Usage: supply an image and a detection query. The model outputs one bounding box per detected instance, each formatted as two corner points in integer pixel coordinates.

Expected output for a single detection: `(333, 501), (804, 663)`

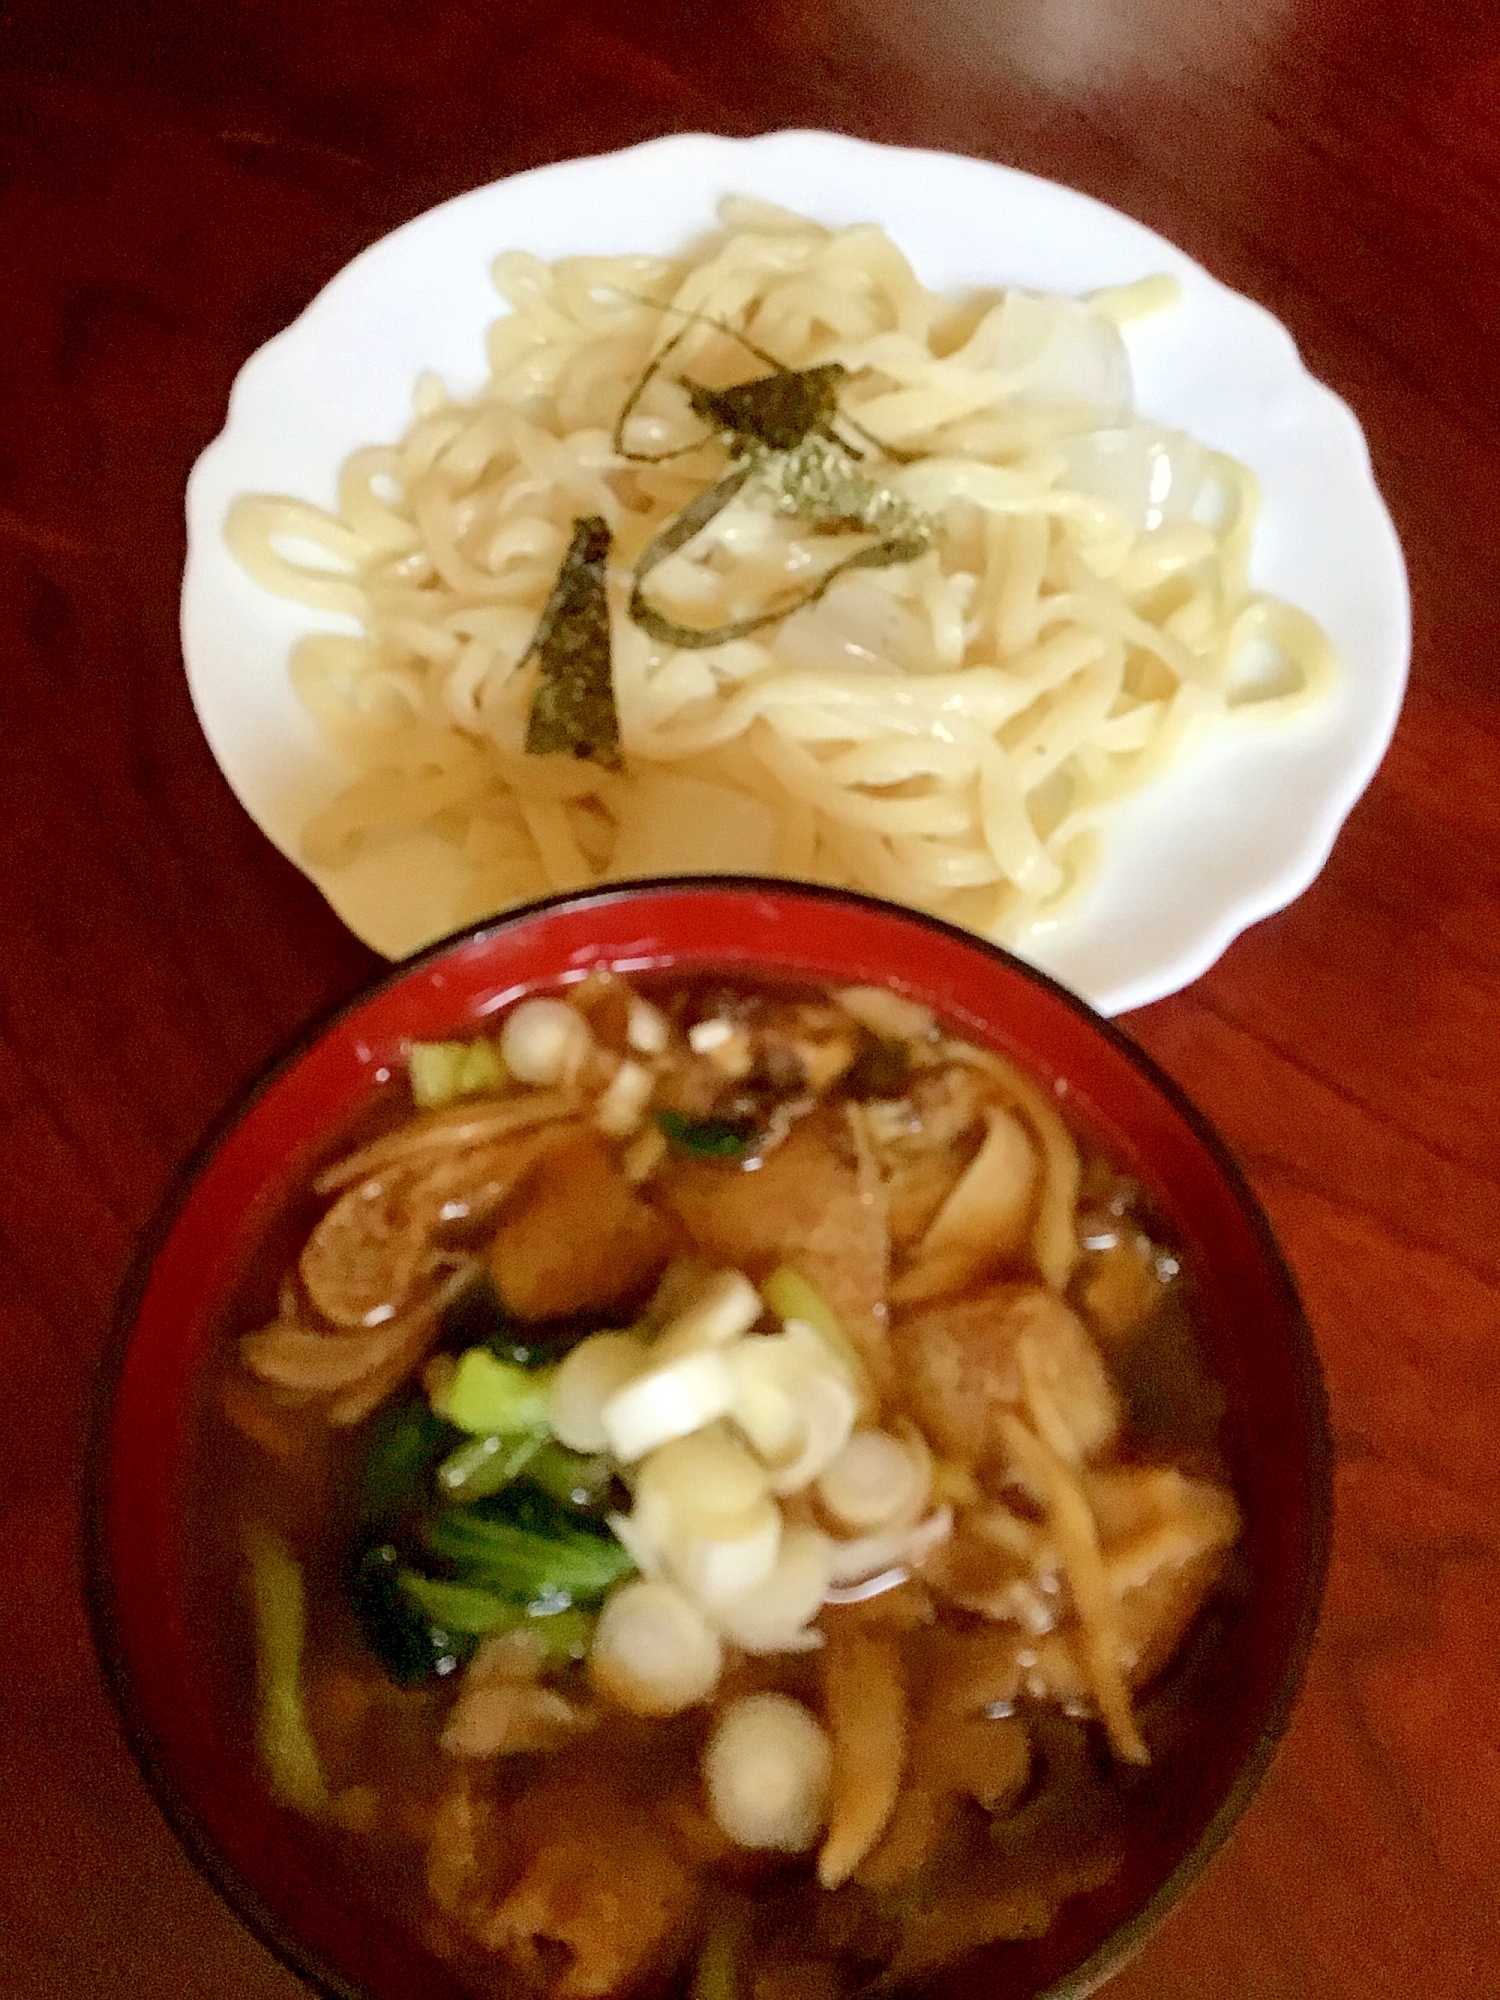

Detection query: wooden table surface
(2, 1), (1498, 1995)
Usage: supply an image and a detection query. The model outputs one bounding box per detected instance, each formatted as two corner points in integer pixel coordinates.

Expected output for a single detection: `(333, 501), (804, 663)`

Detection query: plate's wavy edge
(181, 129), (1410, 1013)
(1089, 367), (1410, 1013)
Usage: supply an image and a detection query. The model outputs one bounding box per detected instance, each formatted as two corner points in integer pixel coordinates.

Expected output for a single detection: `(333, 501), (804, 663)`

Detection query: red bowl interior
(88, 880), (1330, 2000)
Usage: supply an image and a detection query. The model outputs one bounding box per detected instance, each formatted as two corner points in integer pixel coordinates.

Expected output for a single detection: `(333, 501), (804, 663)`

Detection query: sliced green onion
(408, 1038), (506, 1108)
(761, 1265), (869, 1400)
(601, 1348), (738, 1463)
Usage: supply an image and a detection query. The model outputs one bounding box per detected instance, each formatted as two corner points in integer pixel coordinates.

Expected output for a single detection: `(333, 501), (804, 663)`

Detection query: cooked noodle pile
(227, 196), (1336, 948)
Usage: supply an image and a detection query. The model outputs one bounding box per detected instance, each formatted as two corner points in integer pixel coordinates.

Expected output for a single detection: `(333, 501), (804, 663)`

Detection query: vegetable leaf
(436, 1427), (547, 1502)
(244, 1521), (330, 1814)
(525, 1440), (616, 1515)
(349, 1540), (474, 1684)
(356, 1394), (456, 1533)
(656, 1108), (759, 1160)
(426, 1491), (635, 1602)
(397, 1575), (595, 1661)
(524, 515), (621, 770)
(397, 1573), (529, 1637)
(441, 1348), (554, 1437)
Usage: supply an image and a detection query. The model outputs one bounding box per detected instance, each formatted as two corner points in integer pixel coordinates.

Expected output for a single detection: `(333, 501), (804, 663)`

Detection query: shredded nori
(683, 363), (848, 455)
(523, 515), (622, 770)
(751, 435), (925, 537)
(613, 305), (929, 652)
(611, 321), (712, 464)
(612, 301), (920, 466)
(629, 450), (927, 653)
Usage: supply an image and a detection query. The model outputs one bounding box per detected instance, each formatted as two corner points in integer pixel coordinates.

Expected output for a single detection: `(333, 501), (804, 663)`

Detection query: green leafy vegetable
(350, 1539), (474, 1684)
(426, 1490), (635, 1603)
(441, 1347), (554, 1438)
(481, 1480), (606, 1539)
(347, 1339), (625, 1686)
(397, 1575), (594, 1662)
(684, 362), (847, 454)
(436, 1427), (547, 1502)
(523, 515), (621, 770)
(397, 1573), (530, 1636)
(408, 1038), (506, 1108)
(244, 1521), (330, 1815)
(525, 1440), (616, 1515)
(655, 1108), (759, 1160)
(356, 1393), (456, 1533)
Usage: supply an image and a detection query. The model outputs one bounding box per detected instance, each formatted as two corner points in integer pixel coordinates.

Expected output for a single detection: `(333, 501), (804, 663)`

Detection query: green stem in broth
(244, 1520), (331, 1816)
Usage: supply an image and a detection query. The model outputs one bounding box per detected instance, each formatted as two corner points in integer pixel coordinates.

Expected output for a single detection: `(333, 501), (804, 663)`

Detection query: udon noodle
(227, 196), (1337, 947)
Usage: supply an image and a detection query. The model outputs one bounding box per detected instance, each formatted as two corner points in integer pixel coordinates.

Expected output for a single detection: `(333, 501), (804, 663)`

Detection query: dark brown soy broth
(183, 972), (1244, 2000)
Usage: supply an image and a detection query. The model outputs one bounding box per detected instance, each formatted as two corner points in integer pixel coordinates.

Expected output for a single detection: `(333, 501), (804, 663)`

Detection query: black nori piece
(523, 515), (622, 770)
(683, 362), (848, 455)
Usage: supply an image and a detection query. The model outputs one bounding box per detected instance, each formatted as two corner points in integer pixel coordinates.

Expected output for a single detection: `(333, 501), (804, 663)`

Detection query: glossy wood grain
(1, 1), (1496, 1994)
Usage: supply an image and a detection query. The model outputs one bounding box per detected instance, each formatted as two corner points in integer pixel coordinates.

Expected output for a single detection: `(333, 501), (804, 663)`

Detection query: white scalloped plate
(182, 130), (1409, 1014)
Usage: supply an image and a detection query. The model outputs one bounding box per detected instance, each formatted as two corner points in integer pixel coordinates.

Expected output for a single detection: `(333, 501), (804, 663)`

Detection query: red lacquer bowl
(87, 879), (1330, 2000)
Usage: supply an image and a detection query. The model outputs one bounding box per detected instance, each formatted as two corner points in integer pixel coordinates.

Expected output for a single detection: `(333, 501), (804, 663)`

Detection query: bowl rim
(84, 873), (1333, 2000)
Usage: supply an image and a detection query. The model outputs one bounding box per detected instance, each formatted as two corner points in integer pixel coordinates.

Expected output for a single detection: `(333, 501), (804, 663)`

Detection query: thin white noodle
(226, 201), (1338, 950)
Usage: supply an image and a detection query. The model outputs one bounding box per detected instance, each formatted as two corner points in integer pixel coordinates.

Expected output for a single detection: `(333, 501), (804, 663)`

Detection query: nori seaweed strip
(629, 459), (926, 652)
(523, 515), (622, 769)
(615, 303), (929, 652)
(611, 322), (717, 465)
(755, 436), (924, 537)
(683, 363), (847, 455)
(614, 298), (926, 470)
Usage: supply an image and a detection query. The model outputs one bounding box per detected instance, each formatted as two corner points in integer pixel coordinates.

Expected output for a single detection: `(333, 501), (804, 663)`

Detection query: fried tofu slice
(658, 1113), (892, 1399)
(488, 1133), (682, 1321)
(481, 1823), (696, 1997)
(895, 1283), (1119, 1470)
